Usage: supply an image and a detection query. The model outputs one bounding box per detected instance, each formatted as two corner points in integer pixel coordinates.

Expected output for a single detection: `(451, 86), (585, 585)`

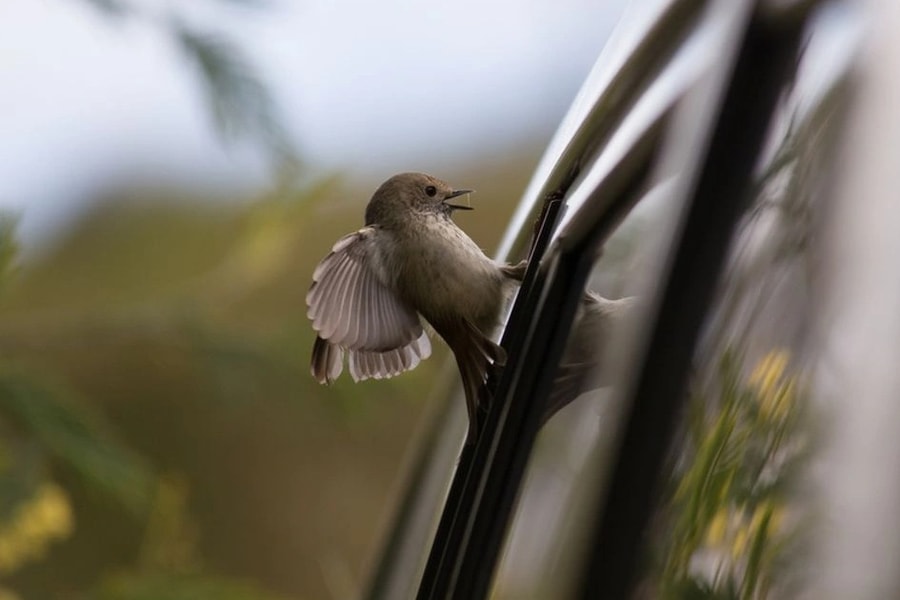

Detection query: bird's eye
(425, 185), (437, 197)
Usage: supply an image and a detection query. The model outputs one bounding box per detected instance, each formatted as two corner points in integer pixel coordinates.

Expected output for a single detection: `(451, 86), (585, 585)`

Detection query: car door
(363, 0), (876, 598)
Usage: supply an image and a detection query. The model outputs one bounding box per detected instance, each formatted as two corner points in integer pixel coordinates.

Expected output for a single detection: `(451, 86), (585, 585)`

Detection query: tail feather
(439, 318), (506, 441)
(311, 336), (344, 384)
(478, 336), (506, 366)
(312, 332), (432, 384)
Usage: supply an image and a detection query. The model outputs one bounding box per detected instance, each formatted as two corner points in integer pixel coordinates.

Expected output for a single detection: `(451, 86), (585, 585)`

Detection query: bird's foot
(501, 259), (528, 281)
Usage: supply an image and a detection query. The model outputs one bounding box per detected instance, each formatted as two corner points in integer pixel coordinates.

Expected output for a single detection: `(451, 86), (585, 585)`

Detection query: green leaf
(742, 504), (774, 597)
(0, 435), (47, 518)
(0, 214), (20, 292)
(174, 24), (296, 165)
(0, 373), (154, 515)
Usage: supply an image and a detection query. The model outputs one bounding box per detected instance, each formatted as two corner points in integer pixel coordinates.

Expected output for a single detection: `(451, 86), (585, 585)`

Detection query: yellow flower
(768, 504), (786, 535)
(749, 350), (799, 420)
(706, 508), (729, 547)
(732, 526), (749, 560)
(749, 350), (790, 398)
(0, 482), (74, 575)
(769, 380), (796, 421)
(0, 587), (22, 600)
(749, 503), (771, 537)
(34, 484), (74, 539)
(0, 536), (18, 574)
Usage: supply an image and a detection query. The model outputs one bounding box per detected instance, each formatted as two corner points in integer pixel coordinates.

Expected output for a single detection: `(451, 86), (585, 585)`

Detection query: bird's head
(365, 172), (473, 226)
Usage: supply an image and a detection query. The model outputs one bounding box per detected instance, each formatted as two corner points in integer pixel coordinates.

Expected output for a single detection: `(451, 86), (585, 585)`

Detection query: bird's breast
(391, 219), (505, 333)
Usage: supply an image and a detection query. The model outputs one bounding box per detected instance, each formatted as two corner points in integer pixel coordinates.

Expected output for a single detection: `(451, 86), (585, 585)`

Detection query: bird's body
(542, 292), (638, 423)
(390, 213), (508, 332)
(307, 173), (523, 438)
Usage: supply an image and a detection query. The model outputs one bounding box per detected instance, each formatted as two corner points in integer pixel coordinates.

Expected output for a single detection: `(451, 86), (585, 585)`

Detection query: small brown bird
(307, 173), (524, 438)
(542, 292), (638, 424)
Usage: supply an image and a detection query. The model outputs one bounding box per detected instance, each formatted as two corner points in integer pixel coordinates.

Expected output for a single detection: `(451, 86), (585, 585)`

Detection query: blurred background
(0, 0), (627, 597)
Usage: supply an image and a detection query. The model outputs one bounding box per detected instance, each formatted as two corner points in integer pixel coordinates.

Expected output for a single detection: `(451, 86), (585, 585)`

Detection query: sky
(0, 0), (628, 247)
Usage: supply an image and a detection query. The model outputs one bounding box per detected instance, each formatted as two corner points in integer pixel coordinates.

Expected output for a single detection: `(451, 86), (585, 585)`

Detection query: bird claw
(501, 259), (528, 281)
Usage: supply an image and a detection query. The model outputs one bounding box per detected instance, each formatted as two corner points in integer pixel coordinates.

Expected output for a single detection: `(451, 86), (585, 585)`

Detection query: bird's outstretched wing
(307, 227), (431, 383)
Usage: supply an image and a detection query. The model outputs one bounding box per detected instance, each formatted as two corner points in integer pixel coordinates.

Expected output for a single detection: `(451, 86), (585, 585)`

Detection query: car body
(363, 0), (898, 598)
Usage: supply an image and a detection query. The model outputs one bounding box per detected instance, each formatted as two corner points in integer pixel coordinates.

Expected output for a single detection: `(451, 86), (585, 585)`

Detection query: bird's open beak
(444, 189), (474, 211)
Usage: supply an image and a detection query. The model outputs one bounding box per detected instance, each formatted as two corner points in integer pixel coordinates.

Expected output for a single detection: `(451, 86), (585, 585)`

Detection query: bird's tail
(444, 319), (506, 442)
(311, 335), (344, 384)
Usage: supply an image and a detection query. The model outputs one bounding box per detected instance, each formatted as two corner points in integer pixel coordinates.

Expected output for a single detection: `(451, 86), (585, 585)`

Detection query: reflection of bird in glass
(306, 173), (525, 439)
(543, 292), (639, 424)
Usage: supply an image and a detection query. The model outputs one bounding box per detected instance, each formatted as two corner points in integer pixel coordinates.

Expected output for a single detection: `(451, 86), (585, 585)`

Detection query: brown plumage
(307, 173), (523, 439)
(542, 292), (638, 424)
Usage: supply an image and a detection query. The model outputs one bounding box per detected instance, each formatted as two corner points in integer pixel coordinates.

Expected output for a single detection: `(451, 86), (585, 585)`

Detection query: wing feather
(308, 227), (430, 384)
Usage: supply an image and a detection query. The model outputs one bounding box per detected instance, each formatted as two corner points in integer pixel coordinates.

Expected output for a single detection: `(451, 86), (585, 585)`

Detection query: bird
(306, 172), (525, 440)
(542, 292), (639, 424)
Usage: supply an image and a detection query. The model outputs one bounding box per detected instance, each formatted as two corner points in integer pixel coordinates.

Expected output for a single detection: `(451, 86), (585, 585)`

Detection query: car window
(490, 180), (676, 599)
(489, 4), (858, 598)
(635, 7), (859, 597)
(365, 2), (865, 599)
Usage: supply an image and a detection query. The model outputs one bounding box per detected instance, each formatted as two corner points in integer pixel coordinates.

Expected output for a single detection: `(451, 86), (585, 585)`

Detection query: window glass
(489, 179), (678, 599)
(635, 8), (856, 596)
(489, 5), (858, 598)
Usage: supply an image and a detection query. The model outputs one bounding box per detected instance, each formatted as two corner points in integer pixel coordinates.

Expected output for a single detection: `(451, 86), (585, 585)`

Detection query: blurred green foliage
(76, 0), (296, 165)
(644, 77), (837, 599)
(0, 151), (532, 598)
(93, 574), (293, 600)
(0, 182), (381, 599)
(0, 183), (338, 598)
(653, 349), (811, 599)
(0, 3), (534, 598)
(0, 373), (153, 516)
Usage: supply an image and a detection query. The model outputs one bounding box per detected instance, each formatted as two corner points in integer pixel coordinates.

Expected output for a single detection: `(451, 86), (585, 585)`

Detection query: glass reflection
(489, 4), (856, 598)
(541, 292), (639, 425)
(490, 181), (673, 599)
(638, 8), (854, 596)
